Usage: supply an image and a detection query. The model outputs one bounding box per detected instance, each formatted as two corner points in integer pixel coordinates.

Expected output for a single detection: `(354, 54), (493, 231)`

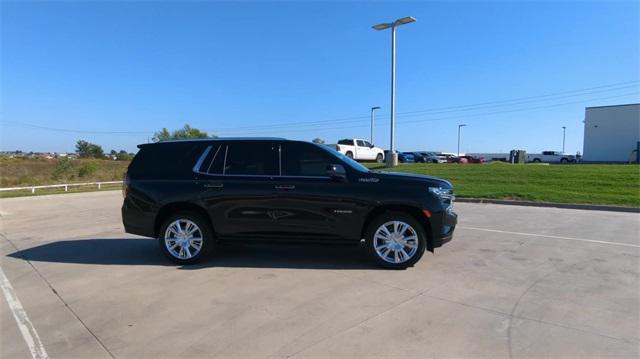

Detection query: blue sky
(1, 1), (638, 154)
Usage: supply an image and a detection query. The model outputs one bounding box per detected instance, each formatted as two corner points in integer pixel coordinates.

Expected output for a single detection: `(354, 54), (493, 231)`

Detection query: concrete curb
(456, 198), (640, 213)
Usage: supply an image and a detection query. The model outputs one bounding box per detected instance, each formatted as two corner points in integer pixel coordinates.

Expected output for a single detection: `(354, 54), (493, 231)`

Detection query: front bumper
(430, 206), (457, 249)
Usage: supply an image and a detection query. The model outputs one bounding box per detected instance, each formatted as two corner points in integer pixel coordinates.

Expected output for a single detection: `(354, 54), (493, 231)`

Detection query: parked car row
(331, 139), (574, 165)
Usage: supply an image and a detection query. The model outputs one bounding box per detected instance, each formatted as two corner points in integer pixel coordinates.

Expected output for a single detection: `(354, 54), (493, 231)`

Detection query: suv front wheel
(159, 212), (213, 264)
(364, 212), (426, 269)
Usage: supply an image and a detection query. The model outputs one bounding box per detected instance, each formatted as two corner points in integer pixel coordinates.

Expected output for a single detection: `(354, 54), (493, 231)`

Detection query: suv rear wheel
(364, 211), (426, 269)
(159, 212), (213, 264)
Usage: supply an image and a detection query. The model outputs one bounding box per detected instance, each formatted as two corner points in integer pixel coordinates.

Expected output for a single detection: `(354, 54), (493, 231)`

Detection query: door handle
(274, 185), (295, 190)
(204, 183), (224, 188)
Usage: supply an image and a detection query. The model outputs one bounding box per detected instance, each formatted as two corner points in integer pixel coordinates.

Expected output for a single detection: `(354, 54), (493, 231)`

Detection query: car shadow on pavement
(7, 238), (379, 270)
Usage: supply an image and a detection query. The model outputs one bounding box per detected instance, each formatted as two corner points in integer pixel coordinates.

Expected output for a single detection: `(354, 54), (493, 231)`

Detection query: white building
(582, 103), (640, 162)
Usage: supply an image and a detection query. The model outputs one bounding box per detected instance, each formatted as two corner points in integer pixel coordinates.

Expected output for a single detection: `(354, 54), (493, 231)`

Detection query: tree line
(74, 124), (328, 159)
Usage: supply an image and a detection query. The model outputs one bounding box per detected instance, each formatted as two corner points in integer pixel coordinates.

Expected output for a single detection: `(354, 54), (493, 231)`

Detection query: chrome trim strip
(191, 172), (330, 179)
(192, 145), (212, 173)
(222, 145), (229, 175)
(206, 145), (221, 174)
(278, 145), (282, 176)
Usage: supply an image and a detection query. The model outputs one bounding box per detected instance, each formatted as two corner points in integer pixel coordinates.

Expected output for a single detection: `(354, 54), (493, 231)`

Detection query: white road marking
(0, 266), (49, 359)
(458, 226), (640, 248)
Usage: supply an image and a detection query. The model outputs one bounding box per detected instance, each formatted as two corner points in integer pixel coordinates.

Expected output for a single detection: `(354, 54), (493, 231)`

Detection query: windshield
(315, 143), (370, 173)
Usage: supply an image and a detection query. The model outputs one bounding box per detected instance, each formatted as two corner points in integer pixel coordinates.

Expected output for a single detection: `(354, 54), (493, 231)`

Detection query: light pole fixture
(370, 106), (381, 144)
(372, 16), (416, 167)
(562, 126), (566, 153)
(457, 124), (467, 157)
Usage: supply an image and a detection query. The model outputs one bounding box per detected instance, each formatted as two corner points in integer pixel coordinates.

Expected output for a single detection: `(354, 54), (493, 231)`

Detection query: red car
(459, 155), (486, 164)
(447, 156), (467, 164)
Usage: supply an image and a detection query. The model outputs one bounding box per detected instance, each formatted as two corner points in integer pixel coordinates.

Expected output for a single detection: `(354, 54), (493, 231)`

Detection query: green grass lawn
(2, 157), (638, 207)
(366, 163), (640, 207)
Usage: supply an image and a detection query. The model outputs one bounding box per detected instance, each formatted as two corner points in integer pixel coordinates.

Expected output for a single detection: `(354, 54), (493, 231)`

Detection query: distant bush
(78, 163), (97, 177)
(52, 157), (74, 180)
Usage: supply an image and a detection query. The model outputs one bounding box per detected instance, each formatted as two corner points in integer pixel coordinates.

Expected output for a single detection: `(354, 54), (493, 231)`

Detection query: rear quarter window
(128, 142), (208, 179)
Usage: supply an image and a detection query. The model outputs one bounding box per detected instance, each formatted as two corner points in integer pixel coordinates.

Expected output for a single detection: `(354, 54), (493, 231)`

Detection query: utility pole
(457, 124), (467, 157)
(562, 126), (566, 152)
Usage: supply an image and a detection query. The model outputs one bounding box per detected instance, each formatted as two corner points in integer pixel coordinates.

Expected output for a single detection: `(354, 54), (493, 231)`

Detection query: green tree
(312, 138), (325, 144)
(153, 124), (215, 142)
(52, 157), (74, 180)
(78, 163), (97, 177)
(116, 150), (133, 161)
(76, 140), (105, 158)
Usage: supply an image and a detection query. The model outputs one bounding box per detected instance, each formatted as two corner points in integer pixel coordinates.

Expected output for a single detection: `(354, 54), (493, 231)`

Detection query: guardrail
(0, 181), (123, 194)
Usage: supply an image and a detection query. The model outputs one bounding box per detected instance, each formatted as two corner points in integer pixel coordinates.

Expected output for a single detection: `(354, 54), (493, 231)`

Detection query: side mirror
(370, 145), (375, 148)
(327, 164), (347, 182)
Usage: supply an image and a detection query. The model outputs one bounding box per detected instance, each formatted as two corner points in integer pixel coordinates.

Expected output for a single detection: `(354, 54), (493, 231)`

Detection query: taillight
(122, 172), (130, 198)
(336, 145), (341, 151)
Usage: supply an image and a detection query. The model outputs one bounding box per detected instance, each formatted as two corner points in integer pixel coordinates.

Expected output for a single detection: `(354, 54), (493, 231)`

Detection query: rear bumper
(122, 198), (156, 238)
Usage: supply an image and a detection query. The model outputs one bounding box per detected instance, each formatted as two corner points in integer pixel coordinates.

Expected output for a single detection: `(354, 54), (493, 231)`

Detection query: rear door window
(224, 142), (279, 176)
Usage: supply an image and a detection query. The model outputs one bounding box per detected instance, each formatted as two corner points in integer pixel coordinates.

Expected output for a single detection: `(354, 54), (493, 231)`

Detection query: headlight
(429, 187), (455, 206)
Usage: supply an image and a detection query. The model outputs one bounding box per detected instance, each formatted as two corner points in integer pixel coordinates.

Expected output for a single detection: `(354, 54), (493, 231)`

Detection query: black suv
(122, 138), (457, 269)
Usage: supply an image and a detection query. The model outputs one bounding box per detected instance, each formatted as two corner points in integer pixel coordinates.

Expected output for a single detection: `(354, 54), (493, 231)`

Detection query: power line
(1, 80), (637, 136)
(220, 91), (639, 136)
(209, 80), (639, 132)
(0, 120), (151, 136)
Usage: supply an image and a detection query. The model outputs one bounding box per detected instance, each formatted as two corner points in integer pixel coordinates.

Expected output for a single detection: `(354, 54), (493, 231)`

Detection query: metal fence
(0, 181), (123, 194)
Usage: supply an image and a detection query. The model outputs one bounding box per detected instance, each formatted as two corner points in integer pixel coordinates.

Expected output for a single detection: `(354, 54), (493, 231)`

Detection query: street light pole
(457, 124), (467, 157)
(390, 25), (396, 165)
(372, 16), (416, 167)
(562, 126), (566, 153)
(370, 106), (380, 144)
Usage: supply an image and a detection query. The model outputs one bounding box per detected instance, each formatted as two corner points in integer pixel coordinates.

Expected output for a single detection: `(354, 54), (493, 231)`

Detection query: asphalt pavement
(1, 191), (638, 358)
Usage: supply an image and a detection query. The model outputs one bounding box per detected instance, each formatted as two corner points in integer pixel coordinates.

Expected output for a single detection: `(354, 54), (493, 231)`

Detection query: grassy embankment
(1, 158), (638, 206)
(0, 157), (130, 198)
(367, 163), (640, 207)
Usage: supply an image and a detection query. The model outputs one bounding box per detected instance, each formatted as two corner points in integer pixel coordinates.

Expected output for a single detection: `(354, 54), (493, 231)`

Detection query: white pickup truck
(334, 139), (385, 162)
(527, 151), (576, 163)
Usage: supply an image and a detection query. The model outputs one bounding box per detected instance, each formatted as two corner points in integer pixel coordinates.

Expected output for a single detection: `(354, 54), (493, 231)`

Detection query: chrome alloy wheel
(164, 219), (203, 260)
(373, 221), (419, 264)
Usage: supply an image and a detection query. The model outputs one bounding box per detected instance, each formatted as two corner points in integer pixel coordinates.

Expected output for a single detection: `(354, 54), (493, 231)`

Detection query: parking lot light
(372, 16), (416, 168)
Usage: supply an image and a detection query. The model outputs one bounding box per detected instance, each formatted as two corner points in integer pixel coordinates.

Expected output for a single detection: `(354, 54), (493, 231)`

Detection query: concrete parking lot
(0, 191), (638, 358)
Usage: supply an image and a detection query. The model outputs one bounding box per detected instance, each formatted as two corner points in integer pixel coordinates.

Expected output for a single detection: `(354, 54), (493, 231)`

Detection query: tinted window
(363, 141), (372, 147)
(282, 142), (333, 177)
(129, 142), (206, 179)
(224, 142), (278, 176)
(319, 145), (369, 173)
(356, 140), (366, 147)
(198, 145), (225, 174)
(338, 139), (353, 145)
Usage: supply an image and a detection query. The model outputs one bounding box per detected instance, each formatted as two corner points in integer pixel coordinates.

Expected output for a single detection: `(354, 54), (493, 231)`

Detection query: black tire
(376, 153), (384, 163)
(560, 158), (568, 164)
(364, 211), (427, 269)
(158, 211), (214, 265)
(345, 151), (354, 159)
(532, 158), (541, 163)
